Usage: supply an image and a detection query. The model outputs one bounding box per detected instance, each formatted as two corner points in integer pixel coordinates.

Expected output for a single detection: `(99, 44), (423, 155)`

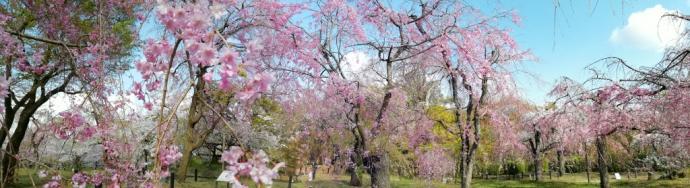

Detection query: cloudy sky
(472, 0), (690, 104)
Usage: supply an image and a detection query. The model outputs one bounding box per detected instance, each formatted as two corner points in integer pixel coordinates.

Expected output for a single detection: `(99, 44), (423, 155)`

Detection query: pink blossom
(158, 145), (183, 166)
(90, 172), (103, 185)
(221, 147), (283, 187)
(416, 148), (455, 180)
(144, 102), (153, 111)
(132, 82), (145, 100)
(203, 72), (214, 82)
(221, 146), (244, 165)
(52, 111), (93, 141)
(237, 73), (273, 101)
(78, 127), (97, 141)
(219, 49), (237, 66)
(631, 87), (651, 96)
(71, 172), (89, 188)
(250, 162), (284, 185)
(43, 175), (61, 188)
(135, 61), (154, 79)
(510, 10), (522, 25)
(185, 40), (201, 54)
(194, 44), (217, 66)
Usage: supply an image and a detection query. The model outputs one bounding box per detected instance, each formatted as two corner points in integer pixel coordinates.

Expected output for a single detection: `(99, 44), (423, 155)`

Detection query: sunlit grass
(12, 167), (690, 187)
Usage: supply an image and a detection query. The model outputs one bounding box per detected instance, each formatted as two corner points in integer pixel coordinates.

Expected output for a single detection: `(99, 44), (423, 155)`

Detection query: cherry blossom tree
(131, 0), (319, 186)
(430, 13), (526, 188)
(308, 1), (527, 187)
(0, 1), (138, 184)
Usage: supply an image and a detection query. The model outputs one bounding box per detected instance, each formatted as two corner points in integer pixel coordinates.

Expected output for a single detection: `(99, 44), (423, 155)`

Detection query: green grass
(10, 167), (690, 187)
(166, 172), (690, 188)
(472, 172), (690, 188)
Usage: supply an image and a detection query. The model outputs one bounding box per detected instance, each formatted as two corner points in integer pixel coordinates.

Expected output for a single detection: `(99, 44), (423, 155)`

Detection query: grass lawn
(10, 167), (690, 187)
(171, 172), (690, 188)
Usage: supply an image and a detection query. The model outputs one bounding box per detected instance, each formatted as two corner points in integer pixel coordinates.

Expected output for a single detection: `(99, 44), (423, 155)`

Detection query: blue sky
(129, 1), (690, 107)
(470, 0), (690, 105)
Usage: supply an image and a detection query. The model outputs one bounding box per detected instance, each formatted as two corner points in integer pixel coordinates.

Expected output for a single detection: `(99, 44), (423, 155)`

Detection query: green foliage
(276, 139), (301, 176)
(186, 156), (223, 177)
(426, 105), (459, 151)
(252, 96), (283, 128)
(505, 159), (528, 175)
(485, 163), (501, 175)
(112, 18), (135, 50)
(389, 144), (416, 178)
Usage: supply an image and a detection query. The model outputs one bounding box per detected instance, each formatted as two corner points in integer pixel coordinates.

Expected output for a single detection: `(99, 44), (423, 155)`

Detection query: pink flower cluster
(596, 85), (626, 102)
(71, 172), (89, 188)
(236, 73), (273, 101)
(220, 146), (284, 187)
(43, 175), (61, 188)
(90, 172), (103, 186)
(40, 171), (104, 188)
(51, 111), (96, 141)
(158, 145), (183, 177)
(416, 148), (455, 180)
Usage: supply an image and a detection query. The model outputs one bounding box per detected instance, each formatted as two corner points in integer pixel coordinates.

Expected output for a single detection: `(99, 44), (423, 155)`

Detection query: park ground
(11, 167), (690, 188)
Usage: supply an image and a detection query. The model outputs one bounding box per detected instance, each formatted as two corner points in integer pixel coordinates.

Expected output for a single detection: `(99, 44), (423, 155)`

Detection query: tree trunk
(369, 153), (391, 188)
(348, 164), (361, 186)
(455, 157), (461, 183)
(461, 155), (474, 188)
(1, 100), (45, 185)
(177, 140), (196, 182)
(533, 147), (541, 181)
(367, 59), (393, 188)
(461, 133), (479, 188)
(310, 161), (318, 181)
(288, 175), (293, 188)
(177, 68), (216, 182)
(596, 136), (609, 188)
(1, 111), (32, 184)
(585, 143), (591, 184)
(557, 150), (565, 177)
(348, 120), (364, 186)
(529, 129), (542, 182)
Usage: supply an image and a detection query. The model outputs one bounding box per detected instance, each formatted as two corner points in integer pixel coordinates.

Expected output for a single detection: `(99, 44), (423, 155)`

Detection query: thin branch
(6, 30), (84, 48)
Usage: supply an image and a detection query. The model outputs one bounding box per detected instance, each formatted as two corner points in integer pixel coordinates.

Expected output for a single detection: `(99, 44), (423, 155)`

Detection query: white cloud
(342, 51), (369, 73)
(609, 5), (686, 52)
(341, 51), (387, 87)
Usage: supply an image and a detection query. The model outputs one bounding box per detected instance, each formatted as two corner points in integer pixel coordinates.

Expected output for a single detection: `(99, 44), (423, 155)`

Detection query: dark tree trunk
(1, 96), (49, 185)
(529, 128), (542, 182)
(348, 111), (364, 187)
(533, 147), (541, 181)
(288, 175), (293, 188)
(348, 164), (361, 186)
(366, 59), (393, 188)
(460, 151), (475, 188)
(178, 67), (214, 182)
(368, 153), (391, 188)
(1, 106), (36, 184)
(557, 150), (565, 177)
(585, 142), (591, 184)
(177, 142), (195, 182)
(455, 157), (462, 183)
(596, 136), (609, 188)
(310, 160), (318, 181)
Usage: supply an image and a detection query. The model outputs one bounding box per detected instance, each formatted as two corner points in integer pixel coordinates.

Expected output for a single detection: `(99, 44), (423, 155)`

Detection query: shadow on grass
(474, 180), (598, 188)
